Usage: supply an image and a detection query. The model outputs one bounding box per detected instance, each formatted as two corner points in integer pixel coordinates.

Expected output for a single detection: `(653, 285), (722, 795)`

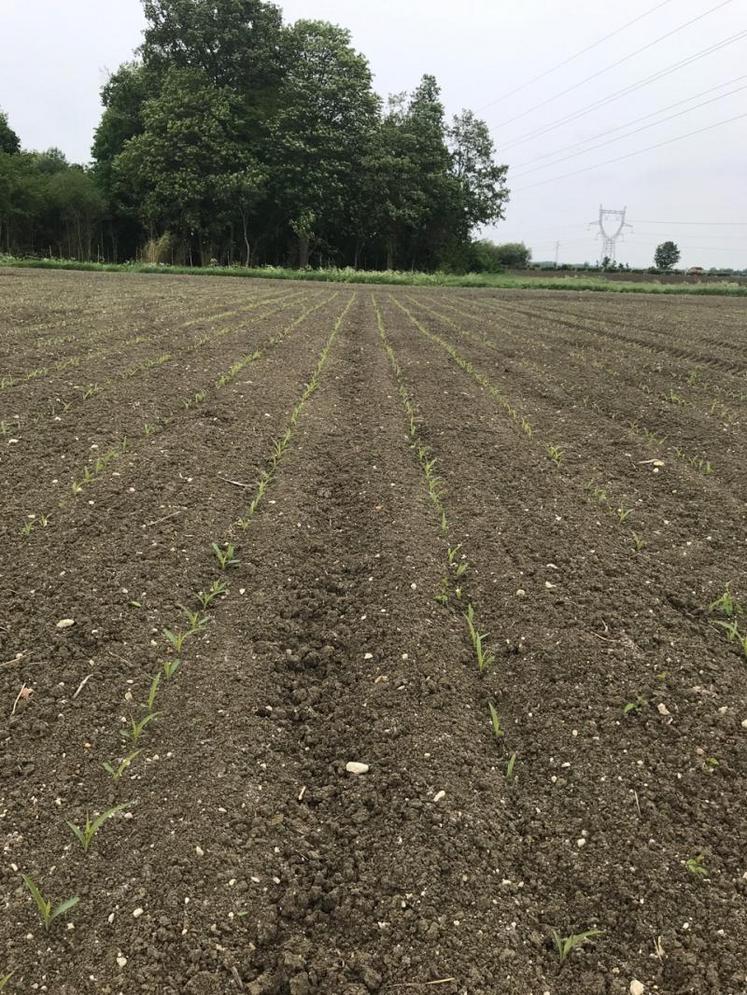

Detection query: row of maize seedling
(391, 295), (645, 549)
(438, 298), (720, 482)
(4, 290), (308, 445)
(234, 295), (354, 531)
(373, 295), (515, 781)
(18, 294), (337, 537)
(12, 294), (355, 955)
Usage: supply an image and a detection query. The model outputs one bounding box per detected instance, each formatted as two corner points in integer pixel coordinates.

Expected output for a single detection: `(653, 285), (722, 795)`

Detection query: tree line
(0, 0), (517, 272)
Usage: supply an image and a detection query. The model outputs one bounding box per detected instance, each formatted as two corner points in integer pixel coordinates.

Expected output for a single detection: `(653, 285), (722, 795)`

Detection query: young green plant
(212, 542), (239, 570)
(551, 928), (603, 963)
(195, 579), (228, 609)
(67, 803), (131, 853)
(465, 604), (495, 673)
(22, 875), (79, 931)
(488, 701), (504, 739)
(102, 750), (141, 781)
(124, 712), (158, 744)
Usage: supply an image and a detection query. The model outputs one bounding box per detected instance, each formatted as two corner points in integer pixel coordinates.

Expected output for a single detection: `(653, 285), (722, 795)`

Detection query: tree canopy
(2, 0), (510, 270)
(654, 241), (681, 272)
(0, 109), (20, 155)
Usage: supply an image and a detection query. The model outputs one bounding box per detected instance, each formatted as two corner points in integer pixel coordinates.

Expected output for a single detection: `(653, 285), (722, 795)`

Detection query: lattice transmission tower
(589, 205), (632, 263)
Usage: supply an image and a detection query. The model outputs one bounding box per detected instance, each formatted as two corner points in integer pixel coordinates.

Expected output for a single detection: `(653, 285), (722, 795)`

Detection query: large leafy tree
(114, 68), (262, 262)
(449, 110), (509, 236)
(266, 20), (379, 267)
(92, 63), (148, 192)
(140, 0), (284, 94)
(84, 1), (511, 268)
(366, 77), (465, 270)
(654, 240), (680, 271)
(91, 63), (150, 259)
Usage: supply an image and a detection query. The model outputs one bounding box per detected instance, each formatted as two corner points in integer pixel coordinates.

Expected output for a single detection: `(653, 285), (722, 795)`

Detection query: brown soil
(0, 268), (745, 995)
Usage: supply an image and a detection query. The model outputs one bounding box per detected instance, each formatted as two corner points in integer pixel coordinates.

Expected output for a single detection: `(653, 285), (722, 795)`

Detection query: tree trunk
(386, 239), (394, 271)
(298, 234), (310, 269)
(240, 208), (251, 267)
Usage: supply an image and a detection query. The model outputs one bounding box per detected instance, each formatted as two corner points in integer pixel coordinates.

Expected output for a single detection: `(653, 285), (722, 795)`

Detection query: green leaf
(22, 875), (50, 924)
(89, 802), (131, 839)
(66, 821), (87, 849)
(49, 896), (79, 923)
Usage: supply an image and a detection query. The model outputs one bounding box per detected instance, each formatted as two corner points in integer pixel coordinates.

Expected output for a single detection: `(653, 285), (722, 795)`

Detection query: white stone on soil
(346, 762), (369, 775)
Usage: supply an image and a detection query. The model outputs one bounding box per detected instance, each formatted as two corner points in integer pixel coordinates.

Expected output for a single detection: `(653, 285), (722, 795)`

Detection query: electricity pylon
(589, 205), (632, 263)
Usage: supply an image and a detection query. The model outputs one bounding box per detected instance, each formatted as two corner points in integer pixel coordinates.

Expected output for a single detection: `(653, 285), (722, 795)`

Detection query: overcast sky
(2, 0), (745, 268)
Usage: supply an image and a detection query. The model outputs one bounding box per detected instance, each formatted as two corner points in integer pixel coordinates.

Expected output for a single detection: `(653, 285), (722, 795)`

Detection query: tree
(654, 241), (680, 271)
(266, 20), (379, 267)
(47, 168), (105, 259)
(140, 0), (284, 95)
(91, 62), (151, 260)
(114, 68), (259, 263)
(0, 110), (20, 154)
(92, 63), (148, 192)
(364, 77), (459, 271)
(448, 110), (508, 237)
(470, 240), (530, 272)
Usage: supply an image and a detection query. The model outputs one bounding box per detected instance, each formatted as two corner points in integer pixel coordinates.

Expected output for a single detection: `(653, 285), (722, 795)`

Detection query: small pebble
(433, 790), (446, 803)
(116, 955), (127, 969)
(56, 619), (75, 629)
(346, 762), (369, 775)
(195, 846), (204, 857)
(132, 908), (144, 919)
(630, 981), (644, 995)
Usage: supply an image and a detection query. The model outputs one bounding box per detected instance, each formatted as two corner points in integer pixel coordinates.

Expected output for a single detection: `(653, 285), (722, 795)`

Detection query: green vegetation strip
(2, 256), (745, 296)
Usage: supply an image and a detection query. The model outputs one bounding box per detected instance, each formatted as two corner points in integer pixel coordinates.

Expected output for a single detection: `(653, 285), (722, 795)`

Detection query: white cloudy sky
(2, 0), (745, 268)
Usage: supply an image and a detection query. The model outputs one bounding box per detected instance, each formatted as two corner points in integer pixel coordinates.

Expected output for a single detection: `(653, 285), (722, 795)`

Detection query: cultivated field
(0, 267), (745, 995)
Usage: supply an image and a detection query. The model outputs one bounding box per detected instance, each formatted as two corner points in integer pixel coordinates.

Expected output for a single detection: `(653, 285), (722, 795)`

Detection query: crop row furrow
(413, 294), (738, 483)
(461, 295), (747, 392)
(2, 290), (310, 457)
(9, 293), (355, 944)
(391, 294), (643, 545)
(390, 293), (746, 663)
(15, 292), (337, 536)
(447, 294), (747, 419)
(0, 288), (300, 397)
(468, 295), (747, 373)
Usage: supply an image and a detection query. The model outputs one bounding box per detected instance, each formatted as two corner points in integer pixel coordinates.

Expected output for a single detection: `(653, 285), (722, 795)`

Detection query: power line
(633, 219), (747, 225)
(510, 79), (747, 178)
(512, 110), (747, 192)
(492, 0), (735, 130)
(479, 0), (677, 110)
(496, 28), (747, 150)
(510, 74), (747, 170)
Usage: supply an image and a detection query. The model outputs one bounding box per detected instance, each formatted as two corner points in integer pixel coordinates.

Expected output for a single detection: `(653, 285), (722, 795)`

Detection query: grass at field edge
(2, 256), (746, 296)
